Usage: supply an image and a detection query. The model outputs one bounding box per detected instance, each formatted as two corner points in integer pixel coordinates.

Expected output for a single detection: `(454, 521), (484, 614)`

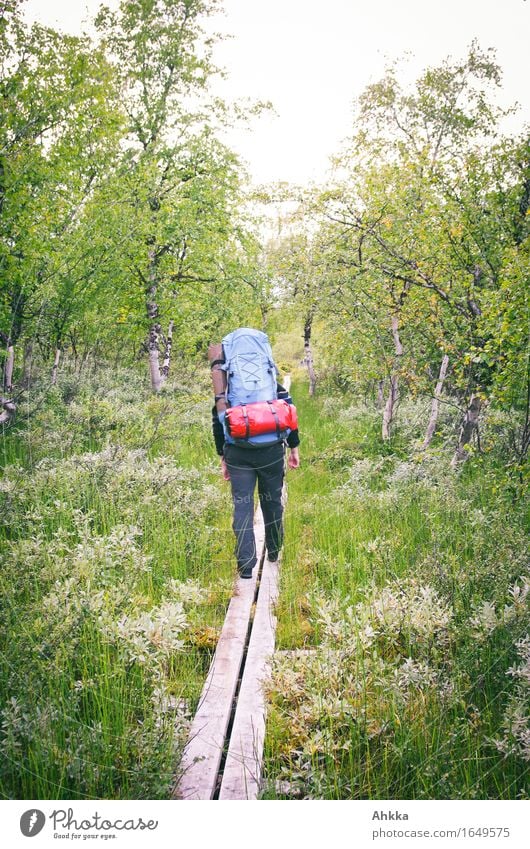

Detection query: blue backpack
(219, 327), (290, 447)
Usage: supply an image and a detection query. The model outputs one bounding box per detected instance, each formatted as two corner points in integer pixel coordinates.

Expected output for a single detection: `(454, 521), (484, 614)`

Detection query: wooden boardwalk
(174, 483), (285, 802)
(174, 374), (290, 800)
(219, 550), (280, 799)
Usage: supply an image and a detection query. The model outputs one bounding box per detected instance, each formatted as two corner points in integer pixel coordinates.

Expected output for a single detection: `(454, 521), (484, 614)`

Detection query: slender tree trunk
(160, 319), (174, 383)
(51, 347), (62, 385)
(77, 345), (90, 376)
(451, 395), (481, 467)
(146, 248), (162, 393)
(376, 379), (385, 409)
(148, 326), (162, 392)
(382, 314), (403, 440)
(68, 331), (78, 368)
(0, 397), (16, 425)
(3, 344), (14, 393)
(382, 375), (399, 440)
(113, 346), (121, 371)
(92, 339), (102, 374)
(303, 310), (317, 396)
(421, 354), (450, 449)
(3, 286), (26, 393)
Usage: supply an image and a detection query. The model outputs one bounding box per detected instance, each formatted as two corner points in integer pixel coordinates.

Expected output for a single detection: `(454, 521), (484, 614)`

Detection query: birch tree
(318, 44), (522, 451)
(0, 1), (122, 397)
(95, 0), (242, 391)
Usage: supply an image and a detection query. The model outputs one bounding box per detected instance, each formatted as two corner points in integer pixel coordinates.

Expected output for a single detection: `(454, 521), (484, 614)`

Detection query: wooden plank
(173, 503), (266, 800)
(219, 476), (287, 799)
(174, 448), (288, 801)
(218, 551), (281, 800)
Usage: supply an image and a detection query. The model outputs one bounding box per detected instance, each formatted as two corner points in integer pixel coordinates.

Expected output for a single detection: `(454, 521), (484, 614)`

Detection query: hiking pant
(223, 440), (286, 573)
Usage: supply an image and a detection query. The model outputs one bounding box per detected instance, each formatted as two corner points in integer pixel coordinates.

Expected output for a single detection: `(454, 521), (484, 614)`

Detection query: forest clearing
(1, 0), (529, 802)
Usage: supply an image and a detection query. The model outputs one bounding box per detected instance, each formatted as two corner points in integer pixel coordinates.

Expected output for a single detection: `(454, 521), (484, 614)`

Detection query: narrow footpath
(173, 376), (291, 800)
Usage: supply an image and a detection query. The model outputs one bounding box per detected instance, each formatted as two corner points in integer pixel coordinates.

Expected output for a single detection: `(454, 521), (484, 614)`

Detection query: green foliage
(262, 379), (530, 800)
(0, 4), (124, 354)
(0, 359), (234, 798)
(271, 45), (529, 461)
(1, 7), (529, 804)
(1, 0), (273, 385)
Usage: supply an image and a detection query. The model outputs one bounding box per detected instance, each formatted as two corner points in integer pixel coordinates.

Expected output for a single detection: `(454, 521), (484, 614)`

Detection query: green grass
(262, 370), (530, 799)
(0, 361), (235, 799)
(1, 357), (528, 801)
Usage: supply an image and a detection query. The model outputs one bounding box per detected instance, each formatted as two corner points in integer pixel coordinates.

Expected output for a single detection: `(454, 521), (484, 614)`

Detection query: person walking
(211, 330), (300, 579)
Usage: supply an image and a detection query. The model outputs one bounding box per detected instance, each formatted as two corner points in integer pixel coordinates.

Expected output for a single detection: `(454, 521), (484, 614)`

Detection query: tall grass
(1, 354), (528, 801)
(263, 371), (530, 799)
(0, 360), (234, 799)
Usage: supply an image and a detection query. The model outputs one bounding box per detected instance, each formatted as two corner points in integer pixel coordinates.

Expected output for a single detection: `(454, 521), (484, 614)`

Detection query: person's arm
(212, 405), (231, 480)
(212, 405), (225, 456)
(277, 382), (300, 466)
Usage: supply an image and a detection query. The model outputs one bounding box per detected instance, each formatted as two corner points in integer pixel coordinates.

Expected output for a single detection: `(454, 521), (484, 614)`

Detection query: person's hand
(287, 447), (300, 469)
(220, 456), (230, 480)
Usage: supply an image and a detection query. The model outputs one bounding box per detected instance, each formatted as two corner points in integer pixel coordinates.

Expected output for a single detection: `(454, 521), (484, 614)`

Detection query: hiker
(210, 328), (300, 579)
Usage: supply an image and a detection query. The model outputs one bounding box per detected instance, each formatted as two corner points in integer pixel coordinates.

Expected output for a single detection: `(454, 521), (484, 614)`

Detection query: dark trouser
(223, 440), (286, 574)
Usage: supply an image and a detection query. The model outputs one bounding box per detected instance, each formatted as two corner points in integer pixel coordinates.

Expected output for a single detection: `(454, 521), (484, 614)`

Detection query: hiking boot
(238, 566), (253, 579)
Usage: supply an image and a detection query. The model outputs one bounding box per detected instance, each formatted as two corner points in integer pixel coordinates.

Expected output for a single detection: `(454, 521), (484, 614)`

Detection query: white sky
(24, 0), (530, 186)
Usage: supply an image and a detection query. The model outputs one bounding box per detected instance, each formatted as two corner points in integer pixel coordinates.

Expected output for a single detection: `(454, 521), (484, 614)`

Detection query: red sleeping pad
(225, 399), (298, 439)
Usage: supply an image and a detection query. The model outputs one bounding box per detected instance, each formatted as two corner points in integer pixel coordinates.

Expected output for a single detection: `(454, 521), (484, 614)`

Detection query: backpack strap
(267, 400), (281, 439)
(241, 404), (250, 439)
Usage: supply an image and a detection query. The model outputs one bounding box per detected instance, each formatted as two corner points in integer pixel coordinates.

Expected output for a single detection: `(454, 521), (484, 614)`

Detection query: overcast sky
(24, 0), (529, 185)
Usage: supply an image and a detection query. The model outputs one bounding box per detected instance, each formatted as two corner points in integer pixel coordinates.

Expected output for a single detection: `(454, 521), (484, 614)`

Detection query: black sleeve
(277, 383), (300, 449)
(212, 405), (225, 456)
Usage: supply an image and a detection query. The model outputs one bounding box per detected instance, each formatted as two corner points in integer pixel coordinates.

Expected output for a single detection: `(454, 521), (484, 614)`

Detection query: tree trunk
(0, 397), (16, 425)
(3, 286), (26, 392)
(160, 319), (174, 384)
(421, 354), (450, 449)
(451, 395), (481, 467)
(146, 248), (162, 393)
(3, 344), (14, 393)
(77, 345), (90, 376)
(69, 331), (78, 369)
(148, 328), (162, 392)
(51, 347), (61, 385)
(303, 310), (317, 396)
(382, 314), (403, 440)
(91, 339), (103, 375)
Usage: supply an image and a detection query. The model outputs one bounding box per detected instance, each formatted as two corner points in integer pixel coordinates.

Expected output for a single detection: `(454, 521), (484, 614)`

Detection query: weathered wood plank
(218, 551), (280, 800)
(218, 476), (287, 799)
(173, 503), (265, 800)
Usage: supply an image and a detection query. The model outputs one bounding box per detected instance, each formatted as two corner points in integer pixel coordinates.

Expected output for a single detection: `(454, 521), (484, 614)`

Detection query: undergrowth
(262, 371), (530, 799)
(0, 359), (234, 799)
